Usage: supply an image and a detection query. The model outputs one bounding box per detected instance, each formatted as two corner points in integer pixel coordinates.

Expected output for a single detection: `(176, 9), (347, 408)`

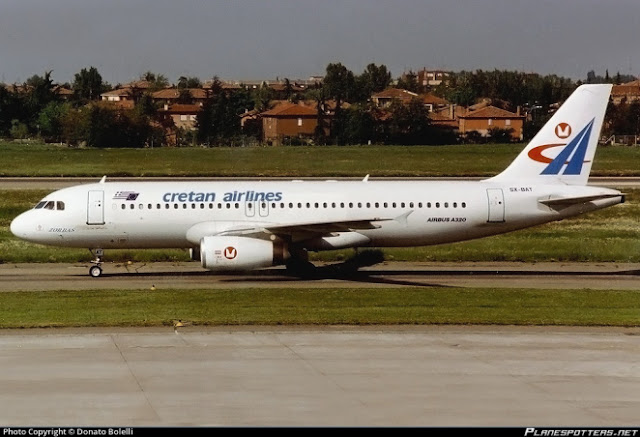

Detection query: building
(158, 104), (202, 131)
(421, 93), (450, 112)
(151, 88), (209, 106)
(99, 88), (136, 109)
(371, 88), (419, 108)
(261, 102), (327, 145)
(458, 105), (525, 140)
(611, 80), (640, 105)
(417, 69), (450, 88)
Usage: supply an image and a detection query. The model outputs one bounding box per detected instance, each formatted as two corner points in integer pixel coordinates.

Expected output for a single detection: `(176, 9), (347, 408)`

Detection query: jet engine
(200, 236), (289, 272)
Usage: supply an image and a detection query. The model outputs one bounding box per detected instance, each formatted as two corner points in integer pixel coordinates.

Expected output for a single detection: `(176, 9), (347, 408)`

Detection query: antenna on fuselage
(99, 176), (106, 184)
(362, 174), (370, 182)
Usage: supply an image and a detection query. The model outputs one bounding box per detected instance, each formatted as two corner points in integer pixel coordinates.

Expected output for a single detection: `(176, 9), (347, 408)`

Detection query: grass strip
(2, 142), (640, 177)
(0, 287), (638, 329)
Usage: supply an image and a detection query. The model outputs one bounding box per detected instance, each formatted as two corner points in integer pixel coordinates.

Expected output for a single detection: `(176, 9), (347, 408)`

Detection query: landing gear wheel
(89, 265), (103, 278)
(88, 248), (104, 278)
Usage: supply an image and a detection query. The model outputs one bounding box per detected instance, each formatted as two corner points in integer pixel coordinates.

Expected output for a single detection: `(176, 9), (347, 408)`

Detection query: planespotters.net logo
(525, 428), (638, 437)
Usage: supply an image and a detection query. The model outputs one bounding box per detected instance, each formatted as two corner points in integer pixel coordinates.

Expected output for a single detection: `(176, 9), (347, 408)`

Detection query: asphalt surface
(1, 325), (639, 426)
(2, 261), (640, 291)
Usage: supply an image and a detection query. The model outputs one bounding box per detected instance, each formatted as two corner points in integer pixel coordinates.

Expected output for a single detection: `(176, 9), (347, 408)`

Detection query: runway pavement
(0, 325), (639, 426)
(2, 261), (640, 291)
(2, 262), (640, 426)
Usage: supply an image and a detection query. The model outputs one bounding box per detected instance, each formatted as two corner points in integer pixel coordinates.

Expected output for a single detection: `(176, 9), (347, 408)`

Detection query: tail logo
(555, 123), (572, 139)
(527, 118), (595, 176)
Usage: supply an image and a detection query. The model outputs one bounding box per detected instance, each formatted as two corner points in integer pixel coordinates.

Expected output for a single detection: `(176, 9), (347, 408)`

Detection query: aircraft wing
(539, 193), (624, 207)
(218, 217), (393, 242)
(186, 212), (412, 244)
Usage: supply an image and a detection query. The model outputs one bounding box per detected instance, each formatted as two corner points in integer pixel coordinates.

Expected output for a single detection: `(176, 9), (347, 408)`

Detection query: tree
(323, 63), (356, 144)
(353, 63), (392, 103)
(396, 70), (419, 93)
(142, 71), (170, 90)
(388, 98), (431, 145)
(0, 85), (23, 135)
(37, 101), (72, 142)
(23, 71), (57, 129)
(253, 82), (275, 112)
(73, 67), (104, 101)
(177, 76), (202, 89)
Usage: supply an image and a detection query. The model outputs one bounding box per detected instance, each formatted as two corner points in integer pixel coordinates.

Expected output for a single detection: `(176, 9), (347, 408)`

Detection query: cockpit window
(35, 200), (64, 211)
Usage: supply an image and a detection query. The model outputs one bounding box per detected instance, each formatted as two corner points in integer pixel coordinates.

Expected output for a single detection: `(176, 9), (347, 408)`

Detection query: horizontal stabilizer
(539, 193), (624, 207)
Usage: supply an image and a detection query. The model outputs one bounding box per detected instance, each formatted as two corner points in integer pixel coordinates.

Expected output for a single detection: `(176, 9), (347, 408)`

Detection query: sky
(1, 0), (639, 85)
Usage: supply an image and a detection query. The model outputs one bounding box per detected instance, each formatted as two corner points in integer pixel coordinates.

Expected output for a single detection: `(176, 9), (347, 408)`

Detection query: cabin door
(87, 190), (105, 225)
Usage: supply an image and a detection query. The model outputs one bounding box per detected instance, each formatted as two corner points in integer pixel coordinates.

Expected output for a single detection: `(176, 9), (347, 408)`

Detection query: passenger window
(121, 204), (126, 210)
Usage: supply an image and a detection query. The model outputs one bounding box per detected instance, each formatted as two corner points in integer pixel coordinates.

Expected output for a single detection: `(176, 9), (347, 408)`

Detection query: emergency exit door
(486, 188), (505, 223)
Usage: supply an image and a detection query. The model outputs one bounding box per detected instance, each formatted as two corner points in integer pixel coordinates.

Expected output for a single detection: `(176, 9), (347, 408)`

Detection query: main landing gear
(89, 248), (104, 278)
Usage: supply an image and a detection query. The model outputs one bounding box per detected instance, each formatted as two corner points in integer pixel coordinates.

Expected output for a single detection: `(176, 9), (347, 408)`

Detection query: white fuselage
(10, 179), (623, 251)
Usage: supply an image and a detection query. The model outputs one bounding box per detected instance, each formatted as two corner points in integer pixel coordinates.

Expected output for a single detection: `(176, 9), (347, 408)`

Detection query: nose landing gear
(89, 248), (104, 278)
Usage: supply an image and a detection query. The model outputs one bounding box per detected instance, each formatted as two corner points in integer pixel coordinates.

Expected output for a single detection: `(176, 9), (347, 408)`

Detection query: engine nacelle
(200, 236), (289, 272)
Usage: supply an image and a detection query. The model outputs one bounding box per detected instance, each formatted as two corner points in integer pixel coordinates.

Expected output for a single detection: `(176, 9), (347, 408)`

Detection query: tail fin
(486, 84), (612, 185)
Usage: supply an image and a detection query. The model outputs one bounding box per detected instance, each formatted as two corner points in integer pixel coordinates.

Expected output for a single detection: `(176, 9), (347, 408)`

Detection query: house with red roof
(261, 102), (328, 145)
(611, 80), (640, 105)
(458, 105), (525, 140)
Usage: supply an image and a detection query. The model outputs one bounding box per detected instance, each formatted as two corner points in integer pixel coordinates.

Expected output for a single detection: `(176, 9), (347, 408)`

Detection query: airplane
(10, 84), (624, 278)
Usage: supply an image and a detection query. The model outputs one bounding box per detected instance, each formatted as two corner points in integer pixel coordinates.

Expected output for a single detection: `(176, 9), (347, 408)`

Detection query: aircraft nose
(10, 213), (31, 239)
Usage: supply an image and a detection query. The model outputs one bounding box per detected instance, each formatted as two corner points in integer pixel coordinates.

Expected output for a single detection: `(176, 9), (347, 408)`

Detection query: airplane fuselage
(11, 180), (622, 250)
